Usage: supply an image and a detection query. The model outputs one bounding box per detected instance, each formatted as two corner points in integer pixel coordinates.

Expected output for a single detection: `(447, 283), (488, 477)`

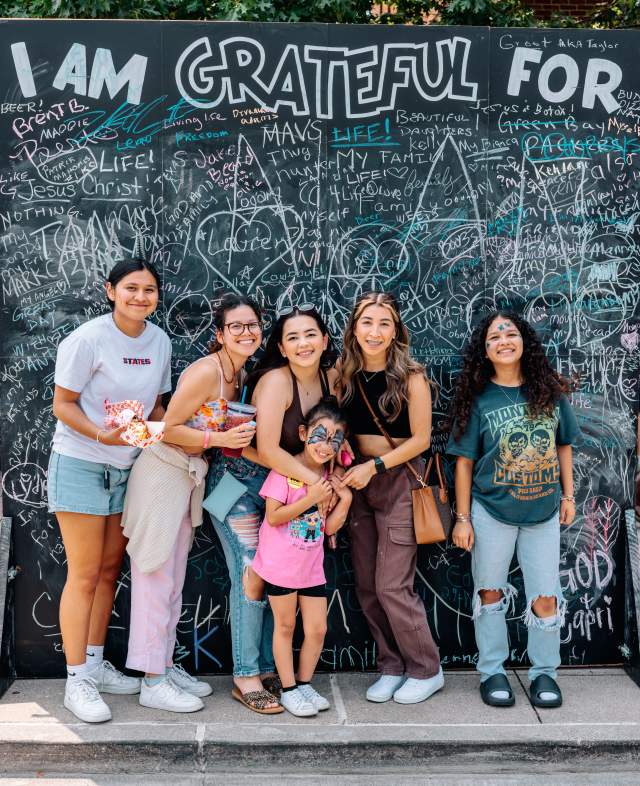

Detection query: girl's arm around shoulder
(254, 368), (321, 485)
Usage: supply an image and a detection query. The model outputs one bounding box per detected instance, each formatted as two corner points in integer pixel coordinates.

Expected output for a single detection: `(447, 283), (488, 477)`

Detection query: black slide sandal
(480, 673), (515, 707)
(530, 674), (563, 708)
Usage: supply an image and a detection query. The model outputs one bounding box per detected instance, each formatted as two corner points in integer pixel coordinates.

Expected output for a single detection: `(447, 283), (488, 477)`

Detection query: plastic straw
(240, 386), (247, 404)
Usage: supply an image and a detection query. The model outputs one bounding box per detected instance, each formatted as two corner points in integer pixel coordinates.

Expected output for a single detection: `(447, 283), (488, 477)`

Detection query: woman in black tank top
(248, 306), (340, 489)
(338, 291), (443, 706)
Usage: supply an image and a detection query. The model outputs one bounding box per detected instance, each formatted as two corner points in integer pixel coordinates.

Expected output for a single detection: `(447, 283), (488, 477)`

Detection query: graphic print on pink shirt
(252, 470), (326, 589)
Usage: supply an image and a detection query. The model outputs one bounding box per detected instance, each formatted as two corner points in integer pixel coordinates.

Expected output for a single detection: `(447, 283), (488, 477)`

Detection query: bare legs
(57, 512), (126, 665)
(269, 593), (327, 686)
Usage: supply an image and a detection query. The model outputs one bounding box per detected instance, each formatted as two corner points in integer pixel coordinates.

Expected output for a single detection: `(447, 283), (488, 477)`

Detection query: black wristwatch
(373, 456), (386, 474)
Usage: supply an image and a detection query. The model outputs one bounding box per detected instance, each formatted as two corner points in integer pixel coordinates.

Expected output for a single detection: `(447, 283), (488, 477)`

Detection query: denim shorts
(47, 451), (131, 516)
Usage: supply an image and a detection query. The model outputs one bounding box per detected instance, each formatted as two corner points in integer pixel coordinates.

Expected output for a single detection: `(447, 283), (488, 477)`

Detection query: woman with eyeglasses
(122, 293), (268, 714)
(206, 303), (340, 714)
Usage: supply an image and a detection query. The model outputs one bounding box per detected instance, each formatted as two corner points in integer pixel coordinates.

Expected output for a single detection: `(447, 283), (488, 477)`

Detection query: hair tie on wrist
(96, 430), (104, 444)
(203, 429), (211, 450)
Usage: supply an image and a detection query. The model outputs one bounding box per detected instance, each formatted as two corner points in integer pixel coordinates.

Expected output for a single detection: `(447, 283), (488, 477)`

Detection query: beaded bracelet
(96, 430), (105, 444)
(561, 495), (575, 503)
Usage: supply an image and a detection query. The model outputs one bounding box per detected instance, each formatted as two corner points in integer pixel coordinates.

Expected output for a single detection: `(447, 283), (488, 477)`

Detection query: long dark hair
(208, 293), (262, 354)
(448, 311), (571, 439)
(106, 258), (161, 310)
(247, 306), (336, 390)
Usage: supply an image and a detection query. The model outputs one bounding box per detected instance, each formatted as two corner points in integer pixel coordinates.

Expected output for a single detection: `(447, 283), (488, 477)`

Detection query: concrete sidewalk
(1, 668), (639, 776)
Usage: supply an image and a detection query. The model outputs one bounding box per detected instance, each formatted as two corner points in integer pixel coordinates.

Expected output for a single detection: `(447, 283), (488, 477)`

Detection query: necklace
(495, 381), (522, 408)
(221, 347), (240, 388)
(361, 369), (383, 383)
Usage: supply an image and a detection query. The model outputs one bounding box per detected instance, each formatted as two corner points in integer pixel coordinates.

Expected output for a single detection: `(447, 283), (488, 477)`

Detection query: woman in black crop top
(249, 306), (342, 490)
(339, 291), (443, 706)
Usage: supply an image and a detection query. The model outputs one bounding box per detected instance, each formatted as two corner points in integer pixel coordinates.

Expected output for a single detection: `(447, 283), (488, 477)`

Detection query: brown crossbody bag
(356, 376), (453, 544)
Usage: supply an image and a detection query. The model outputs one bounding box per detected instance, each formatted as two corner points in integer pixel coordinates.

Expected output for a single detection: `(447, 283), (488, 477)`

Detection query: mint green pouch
(202, 472), (247, 522)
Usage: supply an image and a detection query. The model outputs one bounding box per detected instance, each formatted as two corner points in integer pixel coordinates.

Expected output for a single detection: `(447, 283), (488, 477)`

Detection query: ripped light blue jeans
(206, 455), (274, 678)
(471, 499), (566, 683)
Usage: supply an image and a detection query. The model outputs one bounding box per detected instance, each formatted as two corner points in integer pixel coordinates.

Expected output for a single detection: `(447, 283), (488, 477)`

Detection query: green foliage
(0, 0), (637, 29)
(590, 0), (640, 27)
(0, 0), (370, 21)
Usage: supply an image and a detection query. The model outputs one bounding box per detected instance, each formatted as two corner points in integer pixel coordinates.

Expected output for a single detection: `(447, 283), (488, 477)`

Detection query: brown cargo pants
(349, 459), (441, 679)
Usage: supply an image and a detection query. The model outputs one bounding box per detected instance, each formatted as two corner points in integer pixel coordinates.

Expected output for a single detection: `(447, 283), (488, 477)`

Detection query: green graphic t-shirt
(447, 383), (582, 525)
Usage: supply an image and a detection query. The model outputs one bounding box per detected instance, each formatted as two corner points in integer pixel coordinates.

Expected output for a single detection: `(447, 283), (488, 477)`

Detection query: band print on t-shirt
(488, 403), (559, 502)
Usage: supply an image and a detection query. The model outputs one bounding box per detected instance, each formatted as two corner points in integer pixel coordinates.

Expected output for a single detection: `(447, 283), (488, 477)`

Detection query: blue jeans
(206, 455), (274, 678)
(471, 500), (566, 683)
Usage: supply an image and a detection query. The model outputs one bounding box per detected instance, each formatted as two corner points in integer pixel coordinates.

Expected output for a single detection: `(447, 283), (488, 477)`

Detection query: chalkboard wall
(0, 21), (638, 678)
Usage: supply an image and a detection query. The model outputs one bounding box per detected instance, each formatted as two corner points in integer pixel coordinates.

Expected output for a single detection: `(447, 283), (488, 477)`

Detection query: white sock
(66, 662), (92, 681)
(86, 645), (104, 670)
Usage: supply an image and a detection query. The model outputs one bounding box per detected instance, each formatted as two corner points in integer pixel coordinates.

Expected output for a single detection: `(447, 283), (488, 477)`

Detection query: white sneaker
(297, 683), (330, 711)
(280, 687), (318, 717)
(393, 668), (445, 705)
(168, 663), (213, 697)
(89, 660), (141, 695)
(366, 674), (406, 703)
(64, 677), (112, 723)
(139, 677), (204, 713)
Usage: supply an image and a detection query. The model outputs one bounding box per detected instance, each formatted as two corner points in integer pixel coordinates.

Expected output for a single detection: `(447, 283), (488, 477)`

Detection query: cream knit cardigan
(122, 442), (208, 574)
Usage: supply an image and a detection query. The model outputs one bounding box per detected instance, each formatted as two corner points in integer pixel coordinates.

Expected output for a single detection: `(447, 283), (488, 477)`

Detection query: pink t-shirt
(252, 470), (326, 589)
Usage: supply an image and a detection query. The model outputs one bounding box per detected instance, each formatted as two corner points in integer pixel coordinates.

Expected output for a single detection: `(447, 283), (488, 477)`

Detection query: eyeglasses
(224, 321), (262, 336)
(277, 303), (315, 318)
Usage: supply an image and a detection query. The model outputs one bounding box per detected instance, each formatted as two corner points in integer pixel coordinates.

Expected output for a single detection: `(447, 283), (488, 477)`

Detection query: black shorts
(265, 581), (326, 598)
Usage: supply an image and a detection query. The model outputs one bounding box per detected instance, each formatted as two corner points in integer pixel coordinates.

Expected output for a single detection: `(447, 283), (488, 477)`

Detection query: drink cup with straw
(222, 388), (256, 458)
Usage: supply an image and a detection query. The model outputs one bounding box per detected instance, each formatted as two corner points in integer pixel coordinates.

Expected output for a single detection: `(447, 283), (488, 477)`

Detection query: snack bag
(121, 418), (165, 449)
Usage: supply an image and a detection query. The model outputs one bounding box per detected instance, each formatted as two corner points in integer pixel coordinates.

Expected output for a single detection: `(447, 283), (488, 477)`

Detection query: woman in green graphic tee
(447, 312), (581, 711)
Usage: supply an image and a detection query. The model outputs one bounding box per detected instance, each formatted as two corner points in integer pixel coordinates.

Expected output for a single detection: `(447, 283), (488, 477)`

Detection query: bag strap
(356, 375), (425, 488)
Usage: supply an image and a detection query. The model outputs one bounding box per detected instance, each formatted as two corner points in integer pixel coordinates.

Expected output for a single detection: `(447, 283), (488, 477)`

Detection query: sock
(86, 645), (104, 670)
(66, 662), (91, 681)
(297, 680), (310, 686)
(144, 672), (166, 687)
(282, 684), (297, 693)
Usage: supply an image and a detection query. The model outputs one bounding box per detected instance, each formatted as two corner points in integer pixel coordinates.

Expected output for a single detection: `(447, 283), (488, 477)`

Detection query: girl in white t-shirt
(48, 258), (172, 724)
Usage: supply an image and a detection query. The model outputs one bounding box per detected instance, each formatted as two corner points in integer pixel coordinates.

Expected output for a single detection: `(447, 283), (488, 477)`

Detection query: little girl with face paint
(249, 400), (352, 717)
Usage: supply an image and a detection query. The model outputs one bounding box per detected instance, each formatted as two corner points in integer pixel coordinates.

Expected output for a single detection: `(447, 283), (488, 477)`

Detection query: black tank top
(344, 370), (411, 438)
(279, 367), (331, 455)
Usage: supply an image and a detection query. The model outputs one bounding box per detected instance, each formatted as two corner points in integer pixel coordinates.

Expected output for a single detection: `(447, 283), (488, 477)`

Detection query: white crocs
(366, 674), (406, 703)
(393, 668), (444, 705)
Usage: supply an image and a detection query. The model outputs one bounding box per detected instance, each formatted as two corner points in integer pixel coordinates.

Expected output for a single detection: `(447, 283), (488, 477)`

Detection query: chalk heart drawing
(2, 463), (47, 509)
(621, 330), (638, 351)
(165, 293), (213, 342)
(195, 206), (304, 293)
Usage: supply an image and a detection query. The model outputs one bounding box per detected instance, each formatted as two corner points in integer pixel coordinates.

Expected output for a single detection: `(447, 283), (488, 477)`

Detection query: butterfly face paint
(307, 424), (329, 445)
(307, 423), (345, 454)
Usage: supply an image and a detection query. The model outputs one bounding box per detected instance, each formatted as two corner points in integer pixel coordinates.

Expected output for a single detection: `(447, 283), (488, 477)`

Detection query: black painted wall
(0, 21), (638, 677)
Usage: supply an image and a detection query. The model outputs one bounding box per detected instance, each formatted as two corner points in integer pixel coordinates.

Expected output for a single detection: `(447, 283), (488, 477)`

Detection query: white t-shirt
(52, 313), (172, 469)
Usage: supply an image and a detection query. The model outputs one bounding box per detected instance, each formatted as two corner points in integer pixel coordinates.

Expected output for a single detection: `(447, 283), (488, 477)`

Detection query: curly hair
(339, 291), (427, 421)
(448, 311), (571, 439)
